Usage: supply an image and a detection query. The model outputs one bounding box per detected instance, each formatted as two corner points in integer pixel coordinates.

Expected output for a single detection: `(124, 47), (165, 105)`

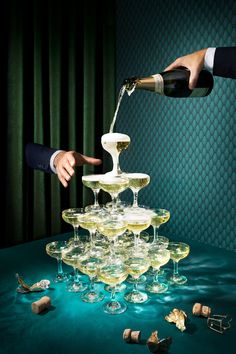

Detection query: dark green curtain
(1, 0), (116, 247)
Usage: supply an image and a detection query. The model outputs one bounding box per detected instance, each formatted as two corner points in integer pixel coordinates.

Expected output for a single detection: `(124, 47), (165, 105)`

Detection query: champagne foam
(101, 132), (130, 143)
(82, 174), (104, 181)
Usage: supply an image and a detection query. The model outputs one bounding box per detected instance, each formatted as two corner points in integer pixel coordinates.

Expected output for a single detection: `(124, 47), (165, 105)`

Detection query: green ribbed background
(115, 0), (236, 251)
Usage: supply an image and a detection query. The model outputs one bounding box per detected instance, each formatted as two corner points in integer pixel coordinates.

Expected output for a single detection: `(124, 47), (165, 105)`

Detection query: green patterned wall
(115, 0), (236, 251)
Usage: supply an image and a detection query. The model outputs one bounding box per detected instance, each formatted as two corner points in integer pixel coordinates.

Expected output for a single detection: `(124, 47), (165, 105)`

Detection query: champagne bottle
(124, 68), (214, 97)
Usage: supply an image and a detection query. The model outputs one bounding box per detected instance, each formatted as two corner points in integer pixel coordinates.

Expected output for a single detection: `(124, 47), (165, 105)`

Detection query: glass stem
(57, 259), (63, 275)
(173, 261), (179, 277)
(90, 230), (96, 244)
(111, 286), (116, 301)
(109, 240), (116, 259)
(111, 193), (119, 212)
(133, 279), (138, 291)
(153, 268), (160, 283)
(74, 267), (80, 283)
(132, 191), (139, 207)
(93, 189), (100, 207)
(152, 226), (159, 244)
(134, 232), (139, 248)
(111, 153), (120, 175)
(74, 226), (80, 243)
(90, 276), (95, 291)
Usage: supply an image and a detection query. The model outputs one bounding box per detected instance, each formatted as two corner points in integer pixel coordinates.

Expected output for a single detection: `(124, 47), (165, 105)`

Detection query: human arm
(164, 46), (236, 89)
(25, 142), (102, 188)
(213, 47), (236, 79)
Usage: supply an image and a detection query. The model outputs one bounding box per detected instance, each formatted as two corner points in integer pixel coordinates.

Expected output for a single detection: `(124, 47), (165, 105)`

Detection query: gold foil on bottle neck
(152, 74), (164, 95)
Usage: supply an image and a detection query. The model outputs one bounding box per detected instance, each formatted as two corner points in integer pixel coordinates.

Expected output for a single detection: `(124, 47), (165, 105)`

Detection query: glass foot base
(53, 273), (70, 283)
(104, 283), (126, 293)
(85, 204), (102, 212)
(124, 290), (148, 303)
(146, 282), (168, 293)
(103, 300), (127, 314)
(169, 274), (188, 285)
(126, 275), (146, 284)
(81, 291), (104, 303)
(67, 281), (88, 292)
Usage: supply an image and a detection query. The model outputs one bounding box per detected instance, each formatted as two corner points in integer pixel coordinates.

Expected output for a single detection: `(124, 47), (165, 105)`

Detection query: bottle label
(190, 88), (209, 97)
(152, 74), (164, 95)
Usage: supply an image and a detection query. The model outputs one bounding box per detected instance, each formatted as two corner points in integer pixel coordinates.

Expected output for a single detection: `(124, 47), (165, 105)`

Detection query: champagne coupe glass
(78, 252), (105, 303)
(151, 209), (170, 245)
(97, 214), (128, 259)
(62, 243), (88, 292)
(98, 259), (128, 314)
(124, 208), (152, 249)
(145, 246), (170, 293)
(124, 208), (151, 284)
(46, 240), (70, 282)
(168, 242), (190, 285)
(101, 132), (130, 176)
(62, 208), (84, 245)
(124, 248), (150, 303)
(97, 213), (128, 293)
(82, 174), (105, 211)
(125, 173), (150, 208)
(99, 175), (129, 213)
(77, 210), (101, 245)
(147, 235), (169, 276)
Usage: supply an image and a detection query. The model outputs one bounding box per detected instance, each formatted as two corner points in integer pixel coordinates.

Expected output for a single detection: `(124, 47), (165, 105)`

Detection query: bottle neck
(135, 74), (164, 94)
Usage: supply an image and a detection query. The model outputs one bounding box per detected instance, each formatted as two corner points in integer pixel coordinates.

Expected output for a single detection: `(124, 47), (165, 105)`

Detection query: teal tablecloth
(0, 233), (235, 354)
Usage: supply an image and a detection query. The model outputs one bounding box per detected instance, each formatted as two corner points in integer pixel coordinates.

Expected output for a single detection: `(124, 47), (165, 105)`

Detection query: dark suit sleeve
(213, 47), (236, 79)
(25, 142), (58, 173)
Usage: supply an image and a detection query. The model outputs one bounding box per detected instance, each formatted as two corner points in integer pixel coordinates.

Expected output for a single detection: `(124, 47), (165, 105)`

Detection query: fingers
(83, 156), (102, 166)
(75, 152), (102, 166)
(188, 70), (198, 90)
(56, 164), (75, 187)
(163, 61), (178, 72)
(55, 152), (76, 187)
(54, 151), (102, 187)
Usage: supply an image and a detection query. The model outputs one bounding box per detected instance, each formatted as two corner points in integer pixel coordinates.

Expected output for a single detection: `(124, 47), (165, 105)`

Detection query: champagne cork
(192, 303), (211, 317)
(31, 296), (51, 314)
(123, 328), (141, 343)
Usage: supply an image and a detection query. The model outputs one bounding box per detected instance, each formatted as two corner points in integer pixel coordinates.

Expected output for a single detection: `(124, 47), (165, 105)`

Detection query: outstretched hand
(54, 151), (102, 187)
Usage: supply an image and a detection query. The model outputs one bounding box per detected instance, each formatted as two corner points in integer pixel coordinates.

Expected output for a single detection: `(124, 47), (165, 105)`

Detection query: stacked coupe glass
(46, 132), (190, 315)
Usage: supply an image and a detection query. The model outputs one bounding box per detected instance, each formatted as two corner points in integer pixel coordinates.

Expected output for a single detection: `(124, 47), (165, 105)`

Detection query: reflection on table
(0, 232), (235, 354)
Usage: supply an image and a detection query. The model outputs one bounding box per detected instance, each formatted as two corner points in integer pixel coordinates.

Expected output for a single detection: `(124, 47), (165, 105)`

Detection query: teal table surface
(0, 233), (235, 354)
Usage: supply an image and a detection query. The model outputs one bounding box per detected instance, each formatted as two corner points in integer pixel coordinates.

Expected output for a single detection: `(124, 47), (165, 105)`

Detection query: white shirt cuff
(50, 150), (63, 174)
(204, 47), (216, 72)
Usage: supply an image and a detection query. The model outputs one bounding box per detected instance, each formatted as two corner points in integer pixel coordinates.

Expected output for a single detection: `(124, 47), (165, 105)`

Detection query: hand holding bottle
(124, 66), (213, 98)
(163, 49), (207, 89)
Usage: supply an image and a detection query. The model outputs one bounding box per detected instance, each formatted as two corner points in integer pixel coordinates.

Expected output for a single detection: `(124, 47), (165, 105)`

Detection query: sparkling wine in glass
(82, 174), (105, 211)
(124, 249), (150, 303)
(62, 208), (84, 245)
(97, 214), (128, 293)
(62, 244), (88, 292)
(124, 208), (152, 249)
(99, 175), (129, 212)
(77, 211), (101, 245)
(125, 173), (150, 208)
(151, 208), (170, 245)
(98, 259), (128, 314)
(146, 246), (170, 293)
(168, 242), (190, 285)
(78, 253), (105, 303)
(46, 241), (70, 283)
(101, 132), (130, 176)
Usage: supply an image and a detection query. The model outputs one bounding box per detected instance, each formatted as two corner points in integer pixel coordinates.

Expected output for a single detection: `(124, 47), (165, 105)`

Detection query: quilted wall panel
(114, 0), (236, 251)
